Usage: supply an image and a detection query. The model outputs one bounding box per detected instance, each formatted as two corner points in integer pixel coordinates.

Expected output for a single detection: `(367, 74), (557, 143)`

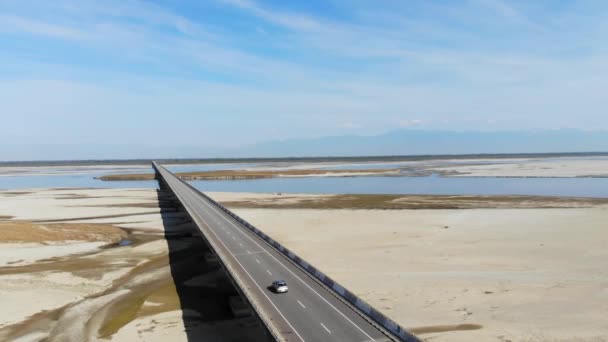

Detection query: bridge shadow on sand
(155, 188), (270, 341)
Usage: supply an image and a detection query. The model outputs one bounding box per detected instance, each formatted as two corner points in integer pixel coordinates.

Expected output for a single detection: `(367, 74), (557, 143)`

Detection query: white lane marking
(162, 169), (381, 342)
(239, 243), (244, 247)
(245, 250), (250, 254)
(266, 270), (273, 276)
(172, 188), (306, 342)
(297, 300), (306, 309)
(255, 259), (261, 264)
(232, 251), (265, 256)
(232, 236), (236, 240)
(195, 194), (376, 341)
(320, 323), (332, 334)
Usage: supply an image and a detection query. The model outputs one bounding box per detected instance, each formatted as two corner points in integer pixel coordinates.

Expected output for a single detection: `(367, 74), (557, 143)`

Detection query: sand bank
(431, 157), (608, 178)
(232, 206), (608, 341)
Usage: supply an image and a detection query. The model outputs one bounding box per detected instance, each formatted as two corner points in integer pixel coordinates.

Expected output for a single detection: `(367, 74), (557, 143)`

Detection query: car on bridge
(271, 280), (288, 293)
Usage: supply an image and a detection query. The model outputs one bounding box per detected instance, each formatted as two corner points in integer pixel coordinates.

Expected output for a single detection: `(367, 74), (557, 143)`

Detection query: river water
(1, 163), (607, 198)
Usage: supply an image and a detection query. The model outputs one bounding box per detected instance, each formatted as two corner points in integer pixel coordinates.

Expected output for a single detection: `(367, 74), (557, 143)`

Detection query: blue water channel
(1, 164), (607, 198)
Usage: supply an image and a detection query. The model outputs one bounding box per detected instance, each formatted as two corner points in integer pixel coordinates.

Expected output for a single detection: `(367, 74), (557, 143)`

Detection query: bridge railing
(152, 163), (283, 342)
(182, 188), (420, 341)
(153, 162), (420, 342)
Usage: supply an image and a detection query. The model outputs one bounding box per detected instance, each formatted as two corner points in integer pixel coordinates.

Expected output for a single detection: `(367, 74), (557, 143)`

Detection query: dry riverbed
(1, 188), (607, 341)
(0, 188), (266, 342)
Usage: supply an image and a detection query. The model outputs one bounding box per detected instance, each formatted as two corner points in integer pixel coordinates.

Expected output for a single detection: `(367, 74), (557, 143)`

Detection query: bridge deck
(154, 162), (395, 342)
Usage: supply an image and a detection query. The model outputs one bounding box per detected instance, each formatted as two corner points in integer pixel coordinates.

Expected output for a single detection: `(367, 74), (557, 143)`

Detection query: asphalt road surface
(154, 163), (394, 342)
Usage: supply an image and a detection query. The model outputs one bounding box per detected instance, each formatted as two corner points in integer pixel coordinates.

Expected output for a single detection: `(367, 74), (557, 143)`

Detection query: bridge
(153, 162), (420, 342)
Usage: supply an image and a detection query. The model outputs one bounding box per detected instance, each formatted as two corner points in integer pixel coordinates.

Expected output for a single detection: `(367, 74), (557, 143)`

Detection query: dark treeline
(2, 152), (608, 167)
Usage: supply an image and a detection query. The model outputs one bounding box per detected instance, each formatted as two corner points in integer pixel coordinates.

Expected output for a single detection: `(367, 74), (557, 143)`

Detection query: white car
(271, 280), (288, 293)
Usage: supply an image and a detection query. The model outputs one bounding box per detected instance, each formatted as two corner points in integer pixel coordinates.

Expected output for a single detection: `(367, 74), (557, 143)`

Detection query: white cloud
(0, 14), (87, 40)
(398, 119), (425, 127)
(2, 0), (608, 152)
(338, 122), (361, 129)
(219, 0), (326, 31)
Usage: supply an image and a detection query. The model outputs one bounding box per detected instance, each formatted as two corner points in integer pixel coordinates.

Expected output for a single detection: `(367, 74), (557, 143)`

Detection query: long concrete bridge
(153, 162), (420, 342)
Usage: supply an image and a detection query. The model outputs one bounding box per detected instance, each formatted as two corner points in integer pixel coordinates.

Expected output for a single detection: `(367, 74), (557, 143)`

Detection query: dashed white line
(266, 270), (272, 276)
(160, 166), (382, 342)
(171, 189), (305, 342)
(239, 243), (244, 247)
(232, 236), (236, 240)
(297, 300), (306, 309)
(196, 195), (376, 341)
(320, 323), (332, 334)
(233, 251), (265, 256)
(255, 259), (261, 264)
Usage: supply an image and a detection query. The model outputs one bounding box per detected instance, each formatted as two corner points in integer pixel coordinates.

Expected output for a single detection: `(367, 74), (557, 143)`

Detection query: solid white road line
(195, 193), (376, 341)
(297, 300), (306, 309)
(321, 323), (332, 334)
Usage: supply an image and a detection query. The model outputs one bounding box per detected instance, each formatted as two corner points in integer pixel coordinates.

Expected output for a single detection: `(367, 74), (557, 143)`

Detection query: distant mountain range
(2, 129), (608, 162)
(230, 129), (608, 157)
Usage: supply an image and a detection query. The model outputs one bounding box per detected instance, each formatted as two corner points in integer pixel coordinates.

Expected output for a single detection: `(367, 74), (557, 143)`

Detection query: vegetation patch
(0, 192), (32, 196)
(0, 221), (128, 243)
(98, 294), (148, 338)
(221, 194), (608, 210)
(97, 168), (400, 181)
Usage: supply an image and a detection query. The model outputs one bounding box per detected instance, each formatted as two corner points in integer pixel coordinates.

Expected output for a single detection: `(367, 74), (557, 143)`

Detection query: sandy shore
(1, 188), (607, 341)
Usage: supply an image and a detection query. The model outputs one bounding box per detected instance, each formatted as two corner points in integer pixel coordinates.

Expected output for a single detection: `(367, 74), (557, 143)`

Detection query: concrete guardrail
(184, 184), (421, 342)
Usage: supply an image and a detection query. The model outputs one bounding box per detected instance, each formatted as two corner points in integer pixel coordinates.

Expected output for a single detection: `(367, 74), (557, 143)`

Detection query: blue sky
(1, 0), (608, 159)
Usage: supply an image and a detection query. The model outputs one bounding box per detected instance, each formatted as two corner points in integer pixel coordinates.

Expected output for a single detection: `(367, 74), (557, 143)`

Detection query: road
(154, 162), (393, 342)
